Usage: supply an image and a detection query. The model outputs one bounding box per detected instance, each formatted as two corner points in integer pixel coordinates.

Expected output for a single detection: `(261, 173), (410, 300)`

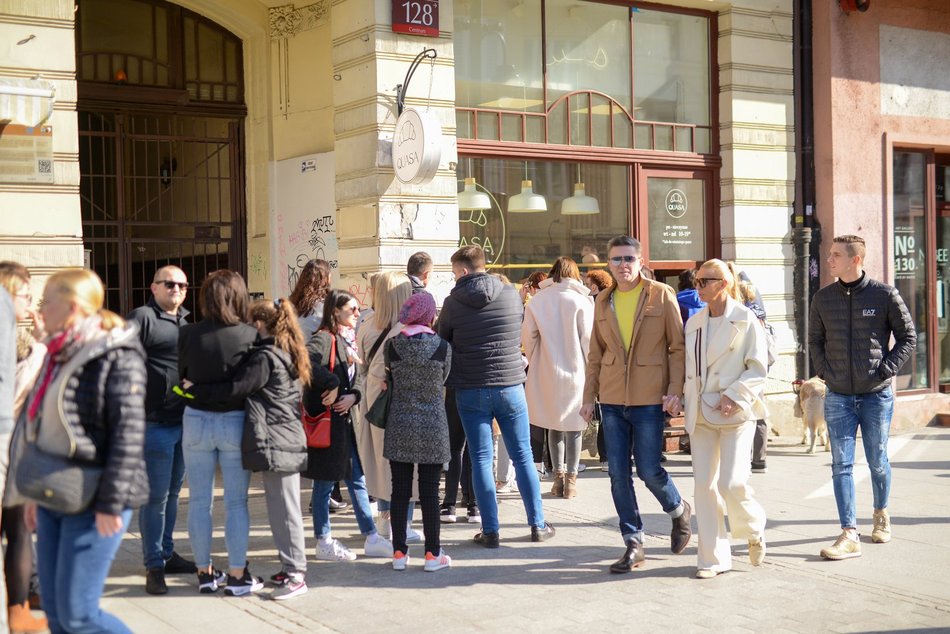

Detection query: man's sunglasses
(694, 278), (723, 289)
(158, 281), (188, 290)
(608, 255), (639, 264)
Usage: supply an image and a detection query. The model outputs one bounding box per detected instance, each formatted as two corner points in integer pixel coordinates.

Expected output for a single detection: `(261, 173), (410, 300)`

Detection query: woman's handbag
(700, 392), (749, 426)
(301, 332), (337, 449)
(365, 383), (391, 429)
(15, 440), (102, 515)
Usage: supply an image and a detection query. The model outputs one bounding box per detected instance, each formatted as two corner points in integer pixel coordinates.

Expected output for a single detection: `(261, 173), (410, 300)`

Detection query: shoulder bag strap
(366, 324), (392, 365)
(329, 332), (336, 372)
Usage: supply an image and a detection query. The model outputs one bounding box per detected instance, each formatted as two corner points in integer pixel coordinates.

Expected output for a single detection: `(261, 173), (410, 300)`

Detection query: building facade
(2, 0), (805, 428)
(811, 0), (950, 428)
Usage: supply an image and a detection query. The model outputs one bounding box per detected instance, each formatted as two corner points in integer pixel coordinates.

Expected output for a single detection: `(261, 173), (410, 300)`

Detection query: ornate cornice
(268, 1), (329, 39)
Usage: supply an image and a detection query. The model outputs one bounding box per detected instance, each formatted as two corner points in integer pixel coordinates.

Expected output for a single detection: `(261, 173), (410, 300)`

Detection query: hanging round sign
(393, 108), (442, 185)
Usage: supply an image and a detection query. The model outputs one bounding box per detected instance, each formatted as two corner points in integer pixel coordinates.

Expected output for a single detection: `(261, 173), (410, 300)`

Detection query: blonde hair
(0, 261), (29, 297)
(699, 259), (742, 302)
(738, 280), (757, 304)
(44, 269), (124, 329)
(369, 271), (412, 328)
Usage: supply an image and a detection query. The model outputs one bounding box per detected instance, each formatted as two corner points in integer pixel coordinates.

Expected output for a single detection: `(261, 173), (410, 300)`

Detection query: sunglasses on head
(159, 281), (187, 290)
(609, 255), (639, 265)
(694, 278), (723, 289)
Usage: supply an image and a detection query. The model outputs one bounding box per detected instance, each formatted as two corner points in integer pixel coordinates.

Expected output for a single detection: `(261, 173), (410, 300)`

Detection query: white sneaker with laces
(424, 549), (452, 572)
(314, 538), (356, 562)
(364, 534), (394, 558)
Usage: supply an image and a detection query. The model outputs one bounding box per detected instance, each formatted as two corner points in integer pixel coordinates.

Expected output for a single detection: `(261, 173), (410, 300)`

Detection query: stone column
(330, 0), (459, 305)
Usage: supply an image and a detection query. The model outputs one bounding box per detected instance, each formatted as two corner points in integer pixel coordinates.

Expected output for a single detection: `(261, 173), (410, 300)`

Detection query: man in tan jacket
(581, 236), (691, 573)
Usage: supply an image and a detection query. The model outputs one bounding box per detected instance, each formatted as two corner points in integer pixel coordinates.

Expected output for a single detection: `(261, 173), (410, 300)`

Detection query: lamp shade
(560, 183), (600, 215)
(457, 177), (492, 210)
(507, 180), (547, 213)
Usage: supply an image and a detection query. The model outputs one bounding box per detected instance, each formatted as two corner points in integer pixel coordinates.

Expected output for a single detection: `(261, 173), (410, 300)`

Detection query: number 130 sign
(392, 0), (439, 37)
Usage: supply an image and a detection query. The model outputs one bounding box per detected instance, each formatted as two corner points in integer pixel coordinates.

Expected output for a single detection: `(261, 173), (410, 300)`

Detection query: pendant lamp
(457, 177), (492, 211)
(508, 180), (547, 213)
(561, 165), (600, 215)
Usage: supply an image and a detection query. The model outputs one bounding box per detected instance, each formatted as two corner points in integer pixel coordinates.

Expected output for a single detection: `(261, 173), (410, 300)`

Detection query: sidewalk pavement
(98, 426), (950, 633)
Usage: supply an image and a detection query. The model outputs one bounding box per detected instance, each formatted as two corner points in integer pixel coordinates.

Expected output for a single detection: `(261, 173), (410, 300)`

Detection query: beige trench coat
(522, 278), (594, 432)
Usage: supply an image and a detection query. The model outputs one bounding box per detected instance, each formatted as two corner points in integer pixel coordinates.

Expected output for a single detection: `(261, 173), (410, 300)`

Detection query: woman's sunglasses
(694, 278), (723, 289)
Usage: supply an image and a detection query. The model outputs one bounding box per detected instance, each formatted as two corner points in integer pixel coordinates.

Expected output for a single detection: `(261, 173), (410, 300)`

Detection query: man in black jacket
(127, 265), (196, 594)
(407, 251), (432, 295)
(437, 246), (554, 548)
(809, 234), (916, 561)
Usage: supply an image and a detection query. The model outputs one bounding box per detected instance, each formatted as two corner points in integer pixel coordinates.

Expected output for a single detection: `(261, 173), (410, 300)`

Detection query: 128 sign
(392, 0), (439, 37)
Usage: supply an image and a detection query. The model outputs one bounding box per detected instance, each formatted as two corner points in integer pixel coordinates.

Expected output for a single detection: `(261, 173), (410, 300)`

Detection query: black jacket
(58, 327), (150, 515)
(809, 274), (917, 395)
(300, 330), (362, 482)
(190, 339), (308, 473)
(127, 298), (190, 424)
(437, 272), (525, 388)
(177, 320), (259, 412)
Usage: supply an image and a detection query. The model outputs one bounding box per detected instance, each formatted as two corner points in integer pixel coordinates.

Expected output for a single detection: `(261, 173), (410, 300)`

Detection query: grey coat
(382, 332), (451, 465)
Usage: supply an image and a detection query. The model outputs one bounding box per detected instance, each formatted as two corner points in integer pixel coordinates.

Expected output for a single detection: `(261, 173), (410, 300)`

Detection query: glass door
(936, 155), (950, 389)
(636, 167), (715, 280)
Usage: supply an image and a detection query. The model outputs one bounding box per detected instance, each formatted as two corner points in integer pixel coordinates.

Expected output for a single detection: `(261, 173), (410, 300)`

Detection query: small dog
(793, 377), (829, 454)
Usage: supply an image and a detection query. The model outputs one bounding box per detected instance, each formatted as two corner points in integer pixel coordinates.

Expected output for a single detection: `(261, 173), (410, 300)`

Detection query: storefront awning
(0, 78), (55, 127)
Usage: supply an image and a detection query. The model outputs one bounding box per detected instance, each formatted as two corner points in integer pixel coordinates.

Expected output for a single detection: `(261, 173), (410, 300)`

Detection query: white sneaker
(392, 551), (409, 571)
(577, 463), (587, 473)
(314, 538), (356, 562)
(364, 534), (394, 558)
(424, 549), (452, 572)
(406, 526), (423, 543)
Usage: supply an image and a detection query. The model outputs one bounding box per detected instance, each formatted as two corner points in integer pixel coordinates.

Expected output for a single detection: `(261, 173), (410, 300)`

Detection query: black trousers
(390, 461), (442, 556)
(443, 387), (473, 508)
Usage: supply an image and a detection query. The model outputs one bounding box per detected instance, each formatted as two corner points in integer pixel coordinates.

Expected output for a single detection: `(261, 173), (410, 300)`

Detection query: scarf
(400, 324), (435, 337)
(27, 314), (106, 421)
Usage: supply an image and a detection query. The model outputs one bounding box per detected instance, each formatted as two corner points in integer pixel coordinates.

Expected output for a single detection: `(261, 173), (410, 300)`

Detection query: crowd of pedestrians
(0, 229), (916, 631)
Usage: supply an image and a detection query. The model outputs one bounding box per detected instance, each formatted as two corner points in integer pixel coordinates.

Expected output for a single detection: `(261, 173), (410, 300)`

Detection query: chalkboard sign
(392, 0), (439, 37)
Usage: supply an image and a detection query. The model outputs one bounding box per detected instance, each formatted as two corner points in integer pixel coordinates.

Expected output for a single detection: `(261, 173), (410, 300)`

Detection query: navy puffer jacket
(808, 274), (916, 395)
(437, 272), (525, 388)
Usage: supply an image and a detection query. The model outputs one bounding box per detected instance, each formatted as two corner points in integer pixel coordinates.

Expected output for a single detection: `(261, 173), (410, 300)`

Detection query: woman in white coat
(522, 257), (594, 499)
(682, 259), (768, 579)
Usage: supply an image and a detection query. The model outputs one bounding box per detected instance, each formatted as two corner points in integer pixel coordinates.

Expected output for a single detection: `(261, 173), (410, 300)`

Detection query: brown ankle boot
(9, 601), (47, 633)
(563, 473), (578, 499)
(551, 471), (565, 497)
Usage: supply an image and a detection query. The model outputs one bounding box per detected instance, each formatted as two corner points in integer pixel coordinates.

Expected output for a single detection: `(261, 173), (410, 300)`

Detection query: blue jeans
(37, 507), (133, 634)
(455, 385), (545, 534)
(601, 404), (683, 542)
(139, 422), (186, 569)
(312, 441), (377, 539)
(182, 407), (251, 570)
(824, 387), (894, 529)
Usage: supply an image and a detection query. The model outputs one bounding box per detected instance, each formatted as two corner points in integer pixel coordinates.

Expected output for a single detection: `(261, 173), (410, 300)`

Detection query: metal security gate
(79, 109), (246, 317)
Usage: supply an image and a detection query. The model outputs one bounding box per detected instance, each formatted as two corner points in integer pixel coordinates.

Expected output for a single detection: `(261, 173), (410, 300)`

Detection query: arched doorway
(76, 0), (246, 317)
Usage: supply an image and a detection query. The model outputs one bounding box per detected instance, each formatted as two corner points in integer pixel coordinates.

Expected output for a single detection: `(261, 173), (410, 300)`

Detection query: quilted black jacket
(60, 328), (150, 514)
(808, 274), (917, 395)
(437, 272), (525, 388)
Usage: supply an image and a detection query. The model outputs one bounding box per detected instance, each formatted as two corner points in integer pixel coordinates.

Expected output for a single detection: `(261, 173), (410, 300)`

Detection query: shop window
(454, 0), (544, 115)
(632, 8), (710, 150)
(454, 1), (712, 154)
(892, 150), (930, 390)
(457, 159), (628, 282)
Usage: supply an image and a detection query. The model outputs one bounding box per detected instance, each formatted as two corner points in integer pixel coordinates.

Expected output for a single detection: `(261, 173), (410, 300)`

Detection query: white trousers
(690, 419), (767, 571)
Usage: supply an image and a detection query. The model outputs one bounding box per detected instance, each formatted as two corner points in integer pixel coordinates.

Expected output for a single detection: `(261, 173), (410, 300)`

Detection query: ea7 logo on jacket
(862, 309), (876, 317)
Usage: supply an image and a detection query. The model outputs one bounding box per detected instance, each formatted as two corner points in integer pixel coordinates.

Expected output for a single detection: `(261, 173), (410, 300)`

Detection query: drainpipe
(793, 0), (817, 379)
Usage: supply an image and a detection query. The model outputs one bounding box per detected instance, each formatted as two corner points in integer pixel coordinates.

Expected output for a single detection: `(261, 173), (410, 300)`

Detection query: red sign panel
(392, 0), (439, 37)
